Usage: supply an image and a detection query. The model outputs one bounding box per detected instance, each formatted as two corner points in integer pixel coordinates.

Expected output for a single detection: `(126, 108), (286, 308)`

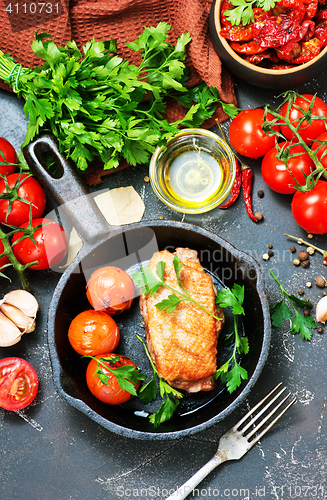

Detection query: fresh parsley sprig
(225, 0), (281, 26)
(132, 255), (223, 321)
(269, 270), (316, 340)
(136, 336), (182, 427)
(83, 355), (147, 396)
(215, 284), (249, 393)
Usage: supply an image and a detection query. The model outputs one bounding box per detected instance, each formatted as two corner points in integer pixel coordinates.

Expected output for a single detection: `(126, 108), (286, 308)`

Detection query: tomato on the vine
(228, 108), (279, 158)
(311, 131), (327, 171)
(0, 173), (46, 226)
(86, 266), (135, 315)
(279, 94), (327, 144)
(12, 218), (69, 270)
(0, 239), (9, 271)
(261, 141), (314, 194)
(291, 180), (327, 234)
(68, 310), (120, 356)
(86, 354), (140, 405)
(0, 138), (17, 177)
(0, 357), (39, 411)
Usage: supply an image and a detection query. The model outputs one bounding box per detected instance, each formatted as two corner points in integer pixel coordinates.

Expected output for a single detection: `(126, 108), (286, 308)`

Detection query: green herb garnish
(132, 255), (223, 321)
(137, 336), (182, 427)
(225, 0), (281, 26)
(215, 284), (249, 393)
(83, 355), (147, 396)
(269, 270), (316, 340)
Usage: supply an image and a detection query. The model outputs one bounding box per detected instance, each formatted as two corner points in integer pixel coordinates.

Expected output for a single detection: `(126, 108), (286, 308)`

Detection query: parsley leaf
(216, 283), (245, 316)
(225, 0), (281, 25)
(269, 270), (316, 340)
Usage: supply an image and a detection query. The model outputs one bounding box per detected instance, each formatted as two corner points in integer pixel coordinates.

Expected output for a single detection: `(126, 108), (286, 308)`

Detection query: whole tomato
(86, 266), (135, 315)
(261, 142), (314, 194)
(311, 131), (327, 171)
(68, 310), (120, 356)
(0, 239), (9, 271)
(291, 180), (327, 234)
(0, 357), (38, 411)
(0, 173), (46, 226)
(280, 94), (327, 144)
(86, 354), (141, 405)
(0, 138), (17, 176)
(11, 218), (69, 270)
(228, 108), (279, 158)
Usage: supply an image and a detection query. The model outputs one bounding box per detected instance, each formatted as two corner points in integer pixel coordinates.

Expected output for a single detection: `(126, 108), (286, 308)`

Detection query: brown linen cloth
(0, 0), (236, 185)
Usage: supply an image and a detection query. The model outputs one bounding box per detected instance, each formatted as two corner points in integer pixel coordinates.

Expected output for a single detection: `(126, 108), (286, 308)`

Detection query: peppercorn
(268, 244), (273, 249)
(257, 190), (264, 198)
(302, 260), (310, 268)
(144, 176), (150, 183)
(298, 288), (304, 295)
(307, 246), (315, 255)
(303, 308), (310, 317)
(290, 246), (296, 253)
(298, 250), (309, 261)
(262, 253), (269, 261)
(158, 216), (164, 220)
(293, 258), (301, 266)
(323, 259), (327, 266)
(306, 281), (312, 288)
(322, 291), (327, 297)
(315, 276), (326, 288)
(307, 233), (314, 239)
(255, 212), (263, 221)
(317, 327), (324, 334)
(268, 250), (274, 257)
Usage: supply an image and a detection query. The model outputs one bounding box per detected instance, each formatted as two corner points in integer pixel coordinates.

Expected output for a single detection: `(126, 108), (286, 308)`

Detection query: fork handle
(166, 452), (225, 500)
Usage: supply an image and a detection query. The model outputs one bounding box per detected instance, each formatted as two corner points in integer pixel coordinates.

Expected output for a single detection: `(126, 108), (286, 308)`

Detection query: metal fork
(166, 383), (296, 500)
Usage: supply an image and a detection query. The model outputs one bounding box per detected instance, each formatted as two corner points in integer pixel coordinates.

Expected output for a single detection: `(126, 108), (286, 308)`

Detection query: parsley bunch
(269, 270), (316, 340)
(225, 0), (281, 25)
(0, 24), (237, 172)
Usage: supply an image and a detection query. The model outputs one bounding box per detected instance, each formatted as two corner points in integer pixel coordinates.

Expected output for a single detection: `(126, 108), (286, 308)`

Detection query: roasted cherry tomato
(86, 354), (140, 405)
(12, 218), (69, 270)
(0, 357), (39, 410)
(0, 173), (46, 227)
(86, 266), (135, 315)
(279, 94), (327, 144)
(68, 310), (120, 356)
(0, 138), (17, 177)
(311, 131), (327, 170)
(0, 239), (9, 271)
(291, 180), (327, 234)
(229, 109), (279, 158)
(261, 141), (314, 194)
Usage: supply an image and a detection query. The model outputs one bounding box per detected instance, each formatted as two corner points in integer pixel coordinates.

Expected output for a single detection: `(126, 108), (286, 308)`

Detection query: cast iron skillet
(23, 135), (271, 440)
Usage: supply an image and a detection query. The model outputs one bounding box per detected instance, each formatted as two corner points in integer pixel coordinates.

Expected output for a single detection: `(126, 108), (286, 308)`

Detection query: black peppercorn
(302, 259), (310, 268)
(257, 190), (264, 198)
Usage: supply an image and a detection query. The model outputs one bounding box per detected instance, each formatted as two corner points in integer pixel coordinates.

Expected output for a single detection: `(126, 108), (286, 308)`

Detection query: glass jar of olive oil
(149, 129), (236, 214)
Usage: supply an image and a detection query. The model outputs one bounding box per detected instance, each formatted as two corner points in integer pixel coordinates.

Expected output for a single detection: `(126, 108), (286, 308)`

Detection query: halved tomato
(0, 357), (39, 410)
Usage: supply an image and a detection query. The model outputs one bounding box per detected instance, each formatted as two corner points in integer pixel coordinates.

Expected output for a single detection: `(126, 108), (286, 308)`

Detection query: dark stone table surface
(1, 70), (327, 500)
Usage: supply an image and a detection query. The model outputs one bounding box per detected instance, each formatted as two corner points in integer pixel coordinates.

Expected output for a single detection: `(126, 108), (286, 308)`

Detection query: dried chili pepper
(219, 157), (242, 209)
(242, 167), (258, 222)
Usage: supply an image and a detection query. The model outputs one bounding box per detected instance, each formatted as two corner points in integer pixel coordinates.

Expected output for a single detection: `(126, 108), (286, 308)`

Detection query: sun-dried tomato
(230, 41), (267, 54)
(271, 0), (306, 22)
(252, 16), (306, 48)
(315, 8), (327, 17)
(291, 37), (322, 62)
(246, 50), (280, 64)
(220, 0), (234, 26)
(220, 24), (253, 41)
(302, 20), (316, 40)
(302, 0), (318, 19)
(276, 40), (302, 60)
(314, 19), (327, 45)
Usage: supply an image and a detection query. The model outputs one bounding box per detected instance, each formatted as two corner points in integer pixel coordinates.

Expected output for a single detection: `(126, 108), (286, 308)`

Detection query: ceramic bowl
(149, 128), (236, 214)
(209, 0), (327, 89)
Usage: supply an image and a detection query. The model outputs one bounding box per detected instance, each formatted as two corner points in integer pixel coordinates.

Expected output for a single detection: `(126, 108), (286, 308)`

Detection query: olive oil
(163, 148), (224, 208)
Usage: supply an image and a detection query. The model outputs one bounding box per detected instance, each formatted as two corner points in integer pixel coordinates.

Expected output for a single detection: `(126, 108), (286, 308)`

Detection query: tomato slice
(0, 357), (39, 410)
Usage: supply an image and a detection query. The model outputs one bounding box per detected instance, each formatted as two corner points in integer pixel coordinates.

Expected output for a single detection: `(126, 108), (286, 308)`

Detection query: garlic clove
(0, 311), (23, 347)
(316, 295), (327, 324)
(1, 290), (39, 318)
(0, 303), (35, 333)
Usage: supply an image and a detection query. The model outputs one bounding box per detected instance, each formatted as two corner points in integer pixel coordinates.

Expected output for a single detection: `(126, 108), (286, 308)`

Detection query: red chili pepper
(242, 168), (258, 222)
(219, 157), (242, 209)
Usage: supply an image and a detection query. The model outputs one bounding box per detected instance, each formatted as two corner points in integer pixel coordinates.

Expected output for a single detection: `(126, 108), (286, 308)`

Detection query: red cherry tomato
(261, 141), (314, 194)
(0, 173), (46, 226)
(86, 354), (140, 405)
(0, 357), (39, 411)
(86, 266), (135, 315)
(11, 218), (69, 270)
(68, 310), (120, 356)
(0, 138), (17, 176)
(311, 131), (327, 171)
(279, 94), (327, 144)
(228, 109), (279, 158)
(0, 239), (9, 271)
(291, 180), (327, 234)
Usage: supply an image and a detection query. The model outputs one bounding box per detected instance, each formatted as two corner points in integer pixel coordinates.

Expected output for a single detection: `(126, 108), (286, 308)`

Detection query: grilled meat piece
(139, 248), (224, 393)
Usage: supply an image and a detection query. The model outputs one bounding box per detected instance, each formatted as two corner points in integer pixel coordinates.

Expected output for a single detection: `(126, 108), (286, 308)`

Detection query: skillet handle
(23, 135), (111, 244)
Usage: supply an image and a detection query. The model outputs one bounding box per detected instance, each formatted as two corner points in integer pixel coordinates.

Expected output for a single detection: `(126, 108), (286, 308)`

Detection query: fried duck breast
(139, 248), (224, 393)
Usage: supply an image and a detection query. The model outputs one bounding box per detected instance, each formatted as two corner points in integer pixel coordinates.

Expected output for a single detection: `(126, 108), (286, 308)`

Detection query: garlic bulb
(316, 295), (327, 324)
(0, 290), (39, 347)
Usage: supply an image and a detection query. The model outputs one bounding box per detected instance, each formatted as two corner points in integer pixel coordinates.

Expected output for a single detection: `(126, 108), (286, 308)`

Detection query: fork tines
(234, 383), (296, 445)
